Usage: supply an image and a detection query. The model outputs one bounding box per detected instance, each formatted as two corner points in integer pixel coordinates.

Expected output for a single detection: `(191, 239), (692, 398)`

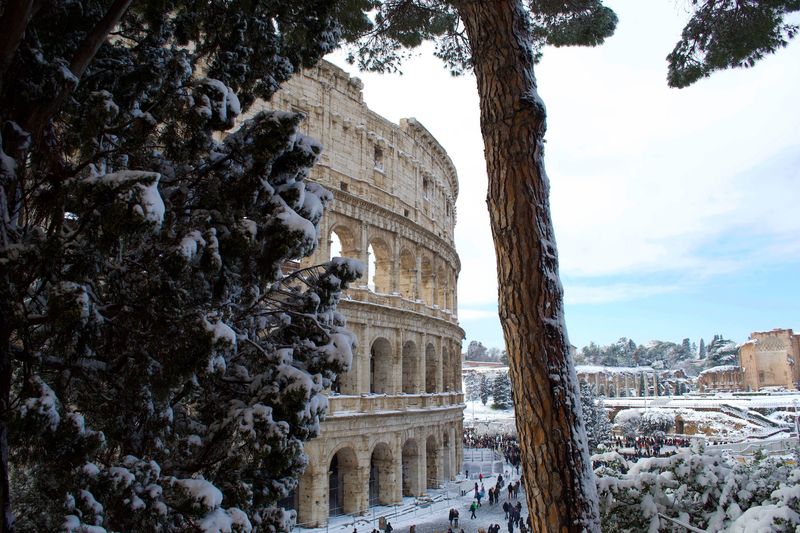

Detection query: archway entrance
(369, 443), (394, 507)
(371, 338), (392, 394)
(329, 447), (358, 517)
(426, 435), (439, 489)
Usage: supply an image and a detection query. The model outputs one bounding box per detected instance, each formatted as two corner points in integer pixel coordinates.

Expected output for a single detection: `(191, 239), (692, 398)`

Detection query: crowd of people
(462, 430), (521, 471)
(610, 434), (691, 459)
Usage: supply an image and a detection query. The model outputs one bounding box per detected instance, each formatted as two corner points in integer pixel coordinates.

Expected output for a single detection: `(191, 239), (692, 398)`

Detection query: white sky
(327, 0), (800, 350)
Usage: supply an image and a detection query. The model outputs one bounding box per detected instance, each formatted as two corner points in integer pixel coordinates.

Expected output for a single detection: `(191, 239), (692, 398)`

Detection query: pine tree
(479, 374), (491, 406)
(579, 381), (611, 453)
(340, 1), (799, 530)
(699, 338), (707, 359)
(0, 1), (371, 530)
(464, 371), (481, 402)
(706, 336), (739, 367)
(491, 372), (512, 410)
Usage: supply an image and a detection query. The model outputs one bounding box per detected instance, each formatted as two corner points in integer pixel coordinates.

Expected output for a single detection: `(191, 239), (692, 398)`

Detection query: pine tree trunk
(455, 1), (600, 531)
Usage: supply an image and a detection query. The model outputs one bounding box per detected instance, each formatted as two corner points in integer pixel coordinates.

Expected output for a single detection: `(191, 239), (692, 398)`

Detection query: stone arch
(370, 337), (393, 394)
(369, 442), (395, 507)
(425, 342), (438, 393)
(328, 446), (359, 517)
(368, 237), (392, 293)
(420, 255), (434, 305)
(402, 438), (421, 497)
(329, 223), (357, 260)
(399, 248), (416, 300)
(402, 340), (420, 393)
(425, 434), (440, 489)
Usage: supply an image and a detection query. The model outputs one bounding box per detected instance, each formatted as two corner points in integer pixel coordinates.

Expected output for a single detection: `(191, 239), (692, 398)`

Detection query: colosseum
(265, 61), (465, 526)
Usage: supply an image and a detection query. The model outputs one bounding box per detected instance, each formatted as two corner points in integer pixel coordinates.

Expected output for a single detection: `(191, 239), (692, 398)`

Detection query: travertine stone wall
(266, 61), (465, 526)
(740, 329), (800, 391)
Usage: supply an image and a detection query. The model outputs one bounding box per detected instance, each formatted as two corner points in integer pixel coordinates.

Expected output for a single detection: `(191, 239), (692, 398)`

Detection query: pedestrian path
(297, 465), (529, 533)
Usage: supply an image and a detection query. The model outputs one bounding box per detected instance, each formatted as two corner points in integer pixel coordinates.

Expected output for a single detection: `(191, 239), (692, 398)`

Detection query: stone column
(448, 425), (457, 481)
(414, 253), (422, 300)
(297, 466), (328, 527)
(359, 221), (369, 269)
(437, 339), (444, 393)
(654, 372), (659, 397)
(391, 234), (400, 294)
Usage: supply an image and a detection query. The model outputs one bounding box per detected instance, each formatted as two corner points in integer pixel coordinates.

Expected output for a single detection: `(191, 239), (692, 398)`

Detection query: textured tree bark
(455, 1), (601, 531)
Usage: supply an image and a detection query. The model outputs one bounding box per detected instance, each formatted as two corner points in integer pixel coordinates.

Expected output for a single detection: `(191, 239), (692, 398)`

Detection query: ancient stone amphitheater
(266, 61), (465, 526)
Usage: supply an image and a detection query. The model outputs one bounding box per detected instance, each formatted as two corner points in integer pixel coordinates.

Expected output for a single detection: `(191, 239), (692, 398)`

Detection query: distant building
(740, 328), (800, 391)
(697, 365), (744, 392)
(576, 366), (689, 397)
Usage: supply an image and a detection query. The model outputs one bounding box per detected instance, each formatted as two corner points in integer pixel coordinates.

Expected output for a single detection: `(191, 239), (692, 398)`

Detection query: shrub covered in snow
(0, 2), (371, 531)
(596, 446), (800, 532)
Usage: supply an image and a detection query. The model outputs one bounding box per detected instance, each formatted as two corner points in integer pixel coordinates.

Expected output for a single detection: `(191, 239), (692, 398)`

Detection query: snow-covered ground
(462, 401), (516, 435)
(297, 465), (527, 533)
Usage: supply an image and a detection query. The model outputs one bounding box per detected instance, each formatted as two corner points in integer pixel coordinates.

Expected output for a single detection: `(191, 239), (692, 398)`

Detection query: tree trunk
(455, 1), (600, 531)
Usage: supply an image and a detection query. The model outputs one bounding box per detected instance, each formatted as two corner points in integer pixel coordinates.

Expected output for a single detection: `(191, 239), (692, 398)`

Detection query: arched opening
(399, 249), (416, 300)
(369, 443), (395, 507)
(425, 435), (440, 489)
(370, 337), (392, 394)
(329, 225), (357, 260)
(368, 238), (391, 293)
(329, 447), (359, 517)
(425, 343), (438, 393)
(420, 256), (434, 305)
(402, 341), (419, 393)
(402, 439), (420, 496)
(598, 385), (606, 396)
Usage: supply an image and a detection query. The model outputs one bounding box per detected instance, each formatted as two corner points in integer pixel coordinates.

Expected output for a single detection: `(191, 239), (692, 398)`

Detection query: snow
(18, 378), (60, 431)
(173, 478), (223, 509)
(699, 365), (741, 377)
(203, 317), (237, 348)
(87, 170), (166, 227)
(179, 230), (206, 260)
(199, 507), (253, 533)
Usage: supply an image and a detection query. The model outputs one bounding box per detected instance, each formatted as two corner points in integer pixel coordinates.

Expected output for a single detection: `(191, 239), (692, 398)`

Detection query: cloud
(564, 282), (680, 305)
(458, 308), (500, 321)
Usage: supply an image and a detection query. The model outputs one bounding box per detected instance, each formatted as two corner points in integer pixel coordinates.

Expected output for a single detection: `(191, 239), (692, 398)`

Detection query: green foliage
(579, 381), (612, 453)
(0, 0), (370, 530)
(668, 0), (800, 88)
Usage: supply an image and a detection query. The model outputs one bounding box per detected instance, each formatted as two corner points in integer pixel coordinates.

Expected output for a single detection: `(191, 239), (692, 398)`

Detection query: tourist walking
(470, 501), (478, 519)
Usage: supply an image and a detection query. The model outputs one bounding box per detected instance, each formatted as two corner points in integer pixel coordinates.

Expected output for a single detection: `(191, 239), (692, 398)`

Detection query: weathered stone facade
(740, 329), (800, 391)
(264, 61), (464, 526)
(697, 365), (744, 392)
(576, 366), (689, 397)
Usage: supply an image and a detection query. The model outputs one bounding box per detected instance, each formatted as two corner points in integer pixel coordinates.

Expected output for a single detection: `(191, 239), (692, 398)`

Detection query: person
(385, 522), (393, 533)
(410, 526), (416, 533)
(488, 487), (494, 505)
(470, 501), (478, 519)
(502, 501), (510, 519)
(454, 509), (460, 527)
(476, 489), (483, 507)
(479, 473), (483, 482)
(449, 508), (456, 527)
(508, 518), (514, 533)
